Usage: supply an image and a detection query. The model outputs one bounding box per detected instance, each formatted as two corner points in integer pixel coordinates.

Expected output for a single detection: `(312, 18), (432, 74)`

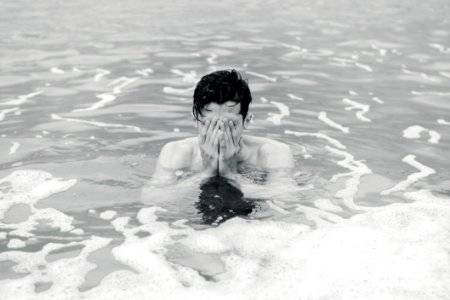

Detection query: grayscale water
(1, 0), (450, 299)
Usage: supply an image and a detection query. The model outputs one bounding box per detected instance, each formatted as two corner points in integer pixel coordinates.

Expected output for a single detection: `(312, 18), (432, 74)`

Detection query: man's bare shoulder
(158, 137), (198, 170)
(246, 136), (294, 170)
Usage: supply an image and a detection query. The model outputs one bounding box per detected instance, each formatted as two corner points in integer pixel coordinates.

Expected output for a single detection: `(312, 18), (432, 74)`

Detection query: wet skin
(150, 101), (294, 185)
(196, 101), (250, 177)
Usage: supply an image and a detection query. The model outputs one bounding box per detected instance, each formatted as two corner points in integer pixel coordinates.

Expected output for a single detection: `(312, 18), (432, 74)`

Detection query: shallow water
(1, 0), (450, 299)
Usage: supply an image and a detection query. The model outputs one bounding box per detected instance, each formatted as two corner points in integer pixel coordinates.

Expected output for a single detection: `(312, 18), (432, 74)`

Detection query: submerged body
(148, 70), (296, 224)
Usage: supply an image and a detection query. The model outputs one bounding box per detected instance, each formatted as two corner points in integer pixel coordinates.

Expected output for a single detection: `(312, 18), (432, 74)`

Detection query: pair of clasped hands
(199, 117), (242, 176)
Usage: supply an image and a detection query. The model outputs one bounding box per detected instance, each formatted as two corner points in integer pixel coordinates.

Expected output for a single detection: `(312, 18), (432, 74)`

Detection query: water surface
(1, 0), (450, 299)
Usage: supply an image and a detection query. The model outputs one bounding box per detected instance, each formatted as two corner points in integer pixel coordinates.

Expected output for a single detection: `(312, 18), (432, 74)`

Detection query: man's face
(196, 101), (246, 139)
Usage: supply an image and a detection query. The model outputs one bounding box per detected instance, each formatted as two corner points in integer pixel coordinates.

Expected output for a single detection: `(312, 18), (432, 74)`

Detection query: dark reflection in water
(195, 176), (258, 225)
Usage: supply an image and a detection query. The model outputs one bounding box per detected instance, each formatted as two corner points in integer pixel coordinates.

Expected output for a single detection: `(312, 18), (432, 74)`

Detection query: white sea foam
(0, 170), (77, 238)
(287, 93), (304, 101)
(370, 44), (387, 56)
(266, 200), (290, 214)
(402, 125), (440, 144)
(371, 96), (384, 104)
(8, 142), (20, 154)
(318, 111), (350, 133)
(282, 49), (308, 58)
(3, 204), (75, 234)
(206, 53), (218, 64)
(281, 43), (301, 50)
(162, 86), (195, 96)
(314, 198), (344, 213)
(51, 114), (142, 132)
(266, 101), (290, 125)
(330, 57), (354, 64)
(136, 68), (154, 77)
(440, 71), (450, 78)
(0, 236), (111, 299)
(94, 69), (111, 81)
(326, 146), (373, 210)
(0, 90), (43, 106)
(72, 93), (117, 112)
(411, 90), (450, 96)
(298, 145), (312, 159)
(108, 77), (138, 94)
(285, 130), (346, 149)
(245, 71), (277, 82)
(329, 57), (372, 72)
(342, 98), (371, 122)
(354, 62), (373, 72)
(74, 75), (138, 112)
(348, 90), (358, 96)
(296, 203), (345, 227)
(401, 67), (441, 82)
(1, 191), (450, 299)
(381, 155), (435, 195)
(99, 210), (117, 220)
(428, 43), (450, 53)
(50, 67), (65, 74)
(7, 238), (26, 249)
(437, 118), (450, 125)
(0, 107), (20, 121)
(111, 216), (130, 233)
(71, 228), (84, 235)
(171, 69), (199, 83)
(260, 97), (268, 103)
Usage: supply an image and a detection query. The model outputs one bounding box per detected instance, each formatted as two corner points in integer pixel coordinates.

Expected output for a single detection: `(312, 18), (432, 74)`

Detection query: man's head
(193, 69), (252, 123)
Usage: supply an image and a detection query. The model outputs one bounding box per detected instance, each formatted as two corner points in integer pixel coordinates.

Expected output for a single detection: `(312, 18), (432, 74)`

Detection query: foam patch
(0, 170), (77, 220)
(0, 190), (449, 299)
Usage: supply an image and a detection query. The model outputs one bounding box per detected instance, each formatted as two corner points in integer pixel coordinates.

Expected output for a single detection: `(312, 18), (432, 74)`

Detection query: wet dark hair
(193, 69), (252, 121)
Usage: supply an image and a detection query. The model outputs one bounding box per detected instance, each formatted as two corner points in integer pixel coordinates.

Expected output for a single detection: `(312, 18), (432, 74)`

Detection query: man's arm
(150, 141), (192, 186)
(257, 141), (295, 183)
(243, 142), (305, 209)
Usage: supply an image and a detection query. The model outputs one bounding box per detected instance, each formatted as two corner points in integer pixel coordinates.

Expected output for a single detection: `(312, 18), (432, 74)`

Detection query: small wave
(171, 69), (199, 83)
(245, 71), (277, 82)
(267, 101), (290, 125)
(94, 68), (111, 81)
(285, 130), (346, 149)
(51, 114), (142, 132)
(287, 93), (304, 101)
(381, 155), (435, 195)
(0, 107), (20, 121)
(318, 112), (349, 133)
(403, 125), (440, 144)
(437, 118), (450, 125)
(342, 98), (371, 122)
(50, 67), (65, 74)
(136, 68), (154, 77)
(8, 142), (20, 154)
(0, 90), (43, 106)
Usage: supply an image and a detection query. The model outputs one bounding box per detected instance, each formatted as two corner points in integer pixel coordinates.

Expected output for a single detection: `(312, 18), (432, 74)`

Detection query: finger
(224, 120), (233, 147)
(229, 120), (239, 146)
(219, 131), (226, 151)
(213, 131), (220, 151)
(206, 117), (218, 143)
(237, 136), (243, 151)
(200, 119), (210, 144)
(209, 118), (221, 145)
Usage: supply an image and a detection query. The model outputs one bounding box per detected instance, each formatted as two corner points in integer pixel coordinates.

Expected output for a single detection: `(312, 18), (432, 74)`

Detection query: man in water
(151, 69), (294, 185)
